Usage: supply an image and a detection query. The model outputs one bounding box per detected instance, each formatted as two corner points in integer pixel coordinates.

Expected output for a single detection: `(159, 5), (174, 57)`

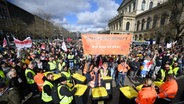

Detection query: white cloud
(76, 0), (119, 32)
(8, 0), (119, 33)
(11, 0), (90, 18)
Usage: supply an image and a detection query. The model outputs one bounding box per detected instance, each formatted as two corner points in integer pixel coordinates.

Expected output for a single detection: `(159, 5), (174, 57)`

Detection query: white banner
(14, 37), (32, 49)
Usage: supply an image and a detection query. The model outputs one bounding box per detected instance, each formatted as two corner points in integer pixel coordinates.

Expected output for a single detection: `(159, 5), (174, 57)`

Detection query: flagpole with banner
(61, 38), (67, 52)
(3, 38), (7, 47)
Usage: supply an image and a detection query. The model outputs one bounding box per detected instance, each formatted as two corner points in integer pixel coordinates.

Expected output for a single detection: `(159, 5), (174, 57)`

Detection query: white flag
(61, 41), (67, 52)
(166, 43), (172, 48)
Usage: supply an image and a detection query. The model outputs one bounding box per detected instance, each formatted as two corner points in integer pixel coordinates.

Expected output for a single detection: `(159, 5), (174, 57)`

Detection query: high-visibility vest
(48, 61), (56, 70)
(25, 69), (36, 84)
(135, 87), (157, 104)
(0, 70), (5, 79)
(68, 54), (74, 60)
(61, 71), (71, 83)
(41, 80), (54, 102)
(100, 68), (108, 78)
(58, 84), (73, 104)
(34, 73), (45, 92)
(58, 62), (66, 71)
(158, 79), (178, 99)
(170, 66), (179, 76)
(159, 69), (173, 82)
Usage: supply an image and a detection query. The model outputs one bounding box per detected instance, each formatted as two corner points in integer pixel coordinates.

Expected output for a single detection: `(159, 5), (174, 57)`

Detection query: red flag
(3, 38), (7, 47)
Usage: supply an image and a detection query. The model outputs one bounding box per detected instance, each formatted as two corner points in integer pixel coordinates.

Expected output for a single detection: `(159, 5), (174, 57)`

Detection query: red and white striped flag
(14, 37), (32, 49)
(3, 38), (7, 47)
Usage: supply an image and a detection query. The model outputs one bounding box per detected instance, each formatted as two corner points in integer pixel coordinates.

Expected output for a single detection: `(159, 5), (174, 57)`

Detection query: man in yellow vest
(47, 56), (57, 73)
(57, 76), (77, 104)
(156, 64), (173, 82)
(170, 62), (181, 77)
(58, 59), (66, 72)
(67, 52), (74, 69)
(25, 62), (39, 96)
(42, 73), (54, 104)
(61, 65), (71, 83)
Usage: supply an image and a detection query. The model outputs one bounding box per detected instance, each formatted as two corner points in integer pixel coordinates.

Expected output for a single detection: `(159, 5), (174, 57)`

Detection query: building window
(129, 5), (131, 12)
(125, 7), (127, 13)
(153, 15), (158, 28)
(137, 21), (140, 31)
(139, 34), (142, 40)
(135, 35), (138, 41)
(133, 2), (136, 10)
(160, 14), (167, 25)
(146, 17), (151, 29)
(149, 1), (153, 9)
(141, 19), (145, 30)
(119, 20), (122, 29)
(126, 22), (130, 31)
(141, 0), (146, 10)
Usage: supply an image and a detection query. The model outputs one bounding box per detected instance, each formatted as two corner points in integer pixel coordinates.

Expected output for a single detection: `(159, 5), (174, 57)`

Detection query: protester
(135, 78), (157, 104)
(25, 62), (39, 96)
(129, 56), (140, 80)
(41, 73), (54, 104)
(156, 64), (173, 82)
(57, 76), (77, 104)
(155, 74), (178, 104)
(117, 60), (130, 86)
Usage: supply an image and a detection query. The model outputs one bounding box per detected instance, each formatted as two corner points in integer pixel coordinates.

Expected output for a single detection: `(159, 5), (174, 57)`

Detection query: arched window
(141, 0), (146, 10)
(137, 21), (140, 31)
(133, 2), (136, 10)
(149, 1), (153, 9)
(135, 35), (138, 41)
(141, 19), (145, 30)
(139, 34), (142, 40)
(126, 22), (130, 31)
(146, 17), (151, 29)
(160, 13), (167, 25)
(129, 5), (131, 12)
(152, 15), (158, 28)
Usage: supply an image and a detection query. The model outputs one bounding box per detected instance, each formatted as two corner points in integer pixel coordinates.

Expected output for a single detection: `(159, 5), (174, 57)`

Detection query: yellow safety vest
(68, 54), (74, 60)
(61, 71), (71, 83)
(58, 85), (73, 104)
(100, 69), (108, 78)
(160, 69), (173, 82)
(170, 66), (179, 76)
(58, 62), (66, 71)
(41, 80), (54, 102)
(48, 61), (56, 70)
(0, 70), (5, 79)
(25, 69), (36, 84)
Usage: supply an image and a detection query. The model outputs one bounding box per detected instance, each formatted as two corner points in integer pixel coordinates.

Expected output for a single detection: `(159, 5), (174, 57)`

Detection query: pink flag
(3, 38), (7, 47)
(14, 37), (32, 49)
(41, 43), (45, 49)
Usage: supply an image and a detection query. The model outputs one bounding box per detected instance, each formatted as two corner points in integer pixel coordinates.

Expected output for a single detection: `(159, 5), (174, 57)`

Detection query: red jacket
(135, 87), (157, 104)
(158, 79), (178, 99)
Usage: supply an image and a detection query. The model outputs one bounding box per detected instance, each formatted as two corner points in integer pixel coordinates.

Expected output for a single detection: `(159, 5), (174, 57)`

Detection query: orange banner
(82, 34), (132, 55)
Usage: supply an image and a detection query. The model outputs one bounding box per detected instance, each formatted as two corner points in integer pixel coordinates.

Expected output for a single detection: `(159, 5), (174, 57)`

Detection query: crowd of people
(0, 38), (183, 104)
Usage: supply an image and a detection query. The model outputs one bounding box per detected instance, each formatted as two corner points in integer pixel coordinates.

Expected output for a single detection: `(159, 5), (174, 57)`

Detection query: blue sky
(8, 0), (123, 33)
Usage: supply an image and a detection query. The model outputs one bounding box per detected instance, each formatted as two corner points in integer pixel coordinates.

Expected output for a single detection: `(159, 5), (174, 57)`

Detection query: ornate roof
(117, 0), (132, 11)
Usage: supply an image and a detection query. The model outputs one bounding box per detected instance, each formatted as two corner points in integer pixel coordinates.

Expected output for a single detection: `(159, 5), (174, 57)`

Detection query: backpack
(51, 84), (61, 104)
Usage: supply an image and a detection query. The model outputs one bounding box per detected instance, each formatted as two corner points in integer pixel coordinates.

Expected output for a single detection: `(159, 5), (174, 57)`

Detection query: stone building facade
(108, 0), (184, 43)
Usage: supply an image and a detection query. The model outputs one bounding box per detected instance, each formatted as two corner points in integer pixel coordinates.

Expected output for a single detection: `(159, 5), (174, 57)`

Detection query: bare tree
(169, 0), (184, 42)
